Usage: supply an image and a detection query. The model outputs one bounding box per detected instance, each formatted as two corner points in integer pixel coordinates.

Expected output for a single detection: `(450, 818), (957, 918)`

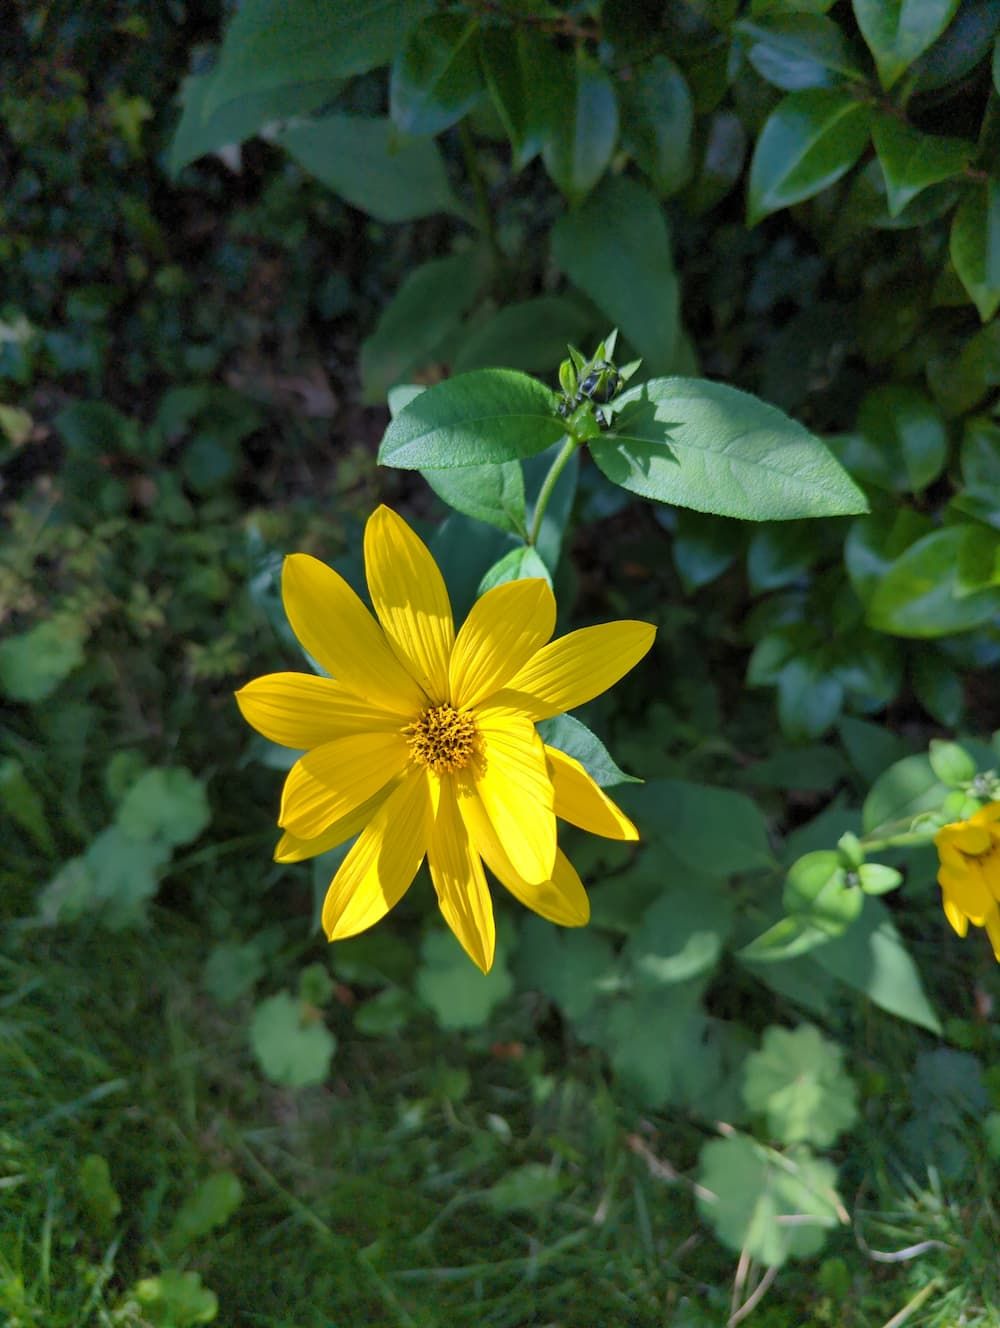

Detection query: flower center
(403, 705), (480, 774)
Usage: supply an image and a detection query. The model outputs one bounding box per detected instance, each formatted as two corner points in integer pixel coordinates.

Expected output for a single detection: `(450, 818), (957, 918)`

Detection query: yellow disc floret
(403, 705), (480, 774)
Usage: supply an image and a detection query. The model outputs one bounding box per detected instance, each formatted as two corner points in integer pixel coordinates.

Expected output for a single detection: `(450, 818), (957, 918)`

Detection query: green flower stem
(859, 829), (937, 853)
(528, 436), (579, 547)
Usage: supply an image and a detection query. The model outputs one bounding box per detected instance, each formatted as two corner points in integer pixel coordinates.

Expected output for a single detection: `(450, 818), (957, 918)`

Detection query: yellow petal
(457, 775), (588, 926)
(279, 731), (410, 839)
(546, 746), (638, 841)
(274, 782), (400, 862)
(236, 672), (402, 749)
(449, 578), (556, 709)
(364, 506), (455, 702)
(497, 620), (656, 721)
(282, 552), (426, 714)
(985, 908), (1000, 961)
(474, 707), (555, 882)
(942, 894), (969, 937)
(427, 776), (495, 972)
(938, 861), (994, 923)
(322, 770), (431, 939)
(947, 824), (992, 856)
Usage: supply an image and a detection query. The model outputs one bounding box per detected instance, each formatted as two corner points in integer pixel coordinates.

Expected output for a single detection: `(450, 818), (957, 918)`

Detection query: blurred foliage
(2, 0), (1000, 1324)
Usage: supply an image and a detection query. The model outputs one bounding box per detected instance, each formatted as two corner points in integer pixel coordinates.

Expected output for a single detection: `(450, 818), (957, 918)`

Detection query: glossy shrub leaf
(777, 657), (845, 739)
(540, 48), (618, 201)
(673, 509), (747, 591)
(205, 0), (426, 115)
(748, 89), (871, 224)
(379, 369), (563, 468)
(853, 0), (962, 89)
(867, 526), (1000, 637)
(451, 296), (594, 374)
(912, 651), (965, 725)
(743, 1024), (858, 1145)
(552, 175), (679, 372)
(950, 180), (1000, 322)
(390, 13), (481, 137)
(360, 251), (485, 402)
(620, 55), (693, 194)
(844, 508), (930, 604)
(592, 378), (868, 520)
(250, 990), (336, 1087)
(421, 460), (526, 535)
(278, 115), (458, 222)
(698, 1135), (843, 1265)
(856, 384), (949, 493)
(872, 115), (972, 217)
(169, 71), (342, 175)
(538, 714), (640, 788)
(736, 15), (864, 90)
(747, 521), (821, 592)
(479, 28), (537, 167)
(862, 753), (947, 832)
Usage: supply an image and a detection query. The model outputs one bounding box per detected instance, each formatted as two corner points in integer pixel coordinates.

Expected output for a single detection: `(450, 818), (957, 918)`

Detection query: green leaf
(626, 883), (732, 988)
(133, 1269), (218, 1327)
(38, 829), (171, 931)
(416, 927), (513, 1029)
(852, 0), (962, 89)
(697, 1135), (844, 1265)
(205, 0), (426, 115)
(736, 15), (863, 90)
(862, 753), (947, 832)
(843, 508), (930, 604)
(539, 48), (618, 201)
(250, 990), (336, 1087)
(552, 175), (679, 373)
(278, 115), (458, 222)
(871, 115), (972, 218)
(928, 739), (977, 785)
(839, 715), (910, 782)
(742, 745), (848, 792)
(360, 251), (486, 402)
(592, 377), (868, 520)
(537, 713), (639, 788)
(0, 757), (54, 854)
(168, 69), (342, 176)
(116, 767), (211, 848)
(950, 180), (1000, 322)
(203, 941), (264, 1006)
(451, 297), (595, 375)
(619, 54), (693, 195)
(672, 509), (747, 591)
(783, 851), (863, 934)
(855, 384), (949, 493)
(514, 915), (618, 1020)
(166, 1172), (243, 1255)
(746, 521), (821, 592)
(0, 617), (87, 703)
(478, 27), (535, 166)
(55, 399), (141, 454)
(867, 526), (1000, 637)
(422, 460), (527, 535)
(747, 89), (871, 224)
(353, 986), (417, 1035)
(477, 544), (550, 593)
(77, 1155), (121, 1234)
(486, 1163), (563, 1215)
(743, 1024), (858, 1145)
(813, 897), (941, 1033)
(378, 369), (563, 468)
(858, 862), (903, 894)
(912, 650), (964, 725)
(389, 13), (481, 137)
(739, 913), (832, 962)
(619, 778), (774, 876)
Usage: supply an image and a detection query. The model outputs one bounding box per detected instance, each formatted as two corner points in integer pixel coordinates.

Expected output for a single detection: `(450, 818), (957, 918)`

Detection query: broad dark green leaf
(552, 176), (679, 373)
(912, 651), (965, 725)
(169, 71), (342, 176)
(278, 115), (458, 222)
(389, 13), (481, 137)
(673, 509), (747, 591)
(839, 715), (910, 782)
(618, 779), (775, 876)
(360, 251), (486, 402)
(451, 297), (594, 375)
(421, 461), (527, 536)
(872, 115), (972, 218)
(626, 884), (733, 988)
(855, 384), (949, 493)
(950, 180), (1000, 322)
(514, 916), (618, 1021)
(591, 378), (868, 520)
(777, 657), (844, 739)
(479, 28), (536, 167)
(862, 753), (948, 831)
(747, 521), (822, 592)
(205, 0), (427, 115)
(853, 0), (962, 89)
(538, 47), (618, 201)
(619, 55), (693, 195)
(843, 508), (931, 604)
(736, 15), (864, 90)
(867, 525), (1000, 637)
(748, 89), (871, 224)
(379, 369), (563, 468)
(537, 714), (640, 788)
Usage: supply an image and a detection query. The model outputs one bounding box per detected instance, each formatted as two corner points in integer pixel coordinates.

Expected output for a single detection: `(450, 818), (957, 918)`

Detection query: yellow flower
(933, 801), (1000, 961)
(236, 506), (655, 972)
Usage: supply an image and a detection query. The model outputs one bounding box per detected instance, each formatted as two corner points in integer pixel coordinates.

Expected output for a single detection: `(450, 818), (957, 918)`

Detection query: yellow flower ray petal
(364, 505), (455, 702)
(236, 672), (403, 750)
(942, 895), (969, 937)
(427, 776), (495, 972)
(279, 731), (410, 839)
(322, 769), (431, 940)
(448, 578), (556, 710)
(457, 774), (588, 925)
(494, 620), (656, 721)
(546, 745), (638, 841)
(986, 908), (1000, 960)
(274, 781), (401, 862)
(473, 708), (556, 883)
(282, 552), (427, 714)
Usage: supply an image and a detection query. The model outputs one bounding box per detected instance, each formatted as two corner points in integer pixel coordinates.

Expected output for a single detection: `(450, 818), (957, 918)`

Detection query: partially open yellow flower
(933, 801), (1000, 961)
(236, 506), (655, 971)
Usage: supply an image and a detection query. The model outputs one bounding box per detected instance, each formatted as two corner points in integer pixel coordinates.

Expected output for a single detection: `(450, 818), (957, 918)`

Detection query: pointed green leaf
(477, 544), (550, 592)
(872, 115), (972, 217)
(539, 48), (618, 201)
(451, 297), (595, 375)
(736, 15), (864, 90)
(591, 378), (868, 520)
(867, 525), (1000, 637)
(950, 180), (1000, 322)
(852, 0), (961, 89)
(537, 713), (640, 788)
(389, 13), (482, 137)
(619, 55), (694, 194)
(421, 460), (526, 535)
